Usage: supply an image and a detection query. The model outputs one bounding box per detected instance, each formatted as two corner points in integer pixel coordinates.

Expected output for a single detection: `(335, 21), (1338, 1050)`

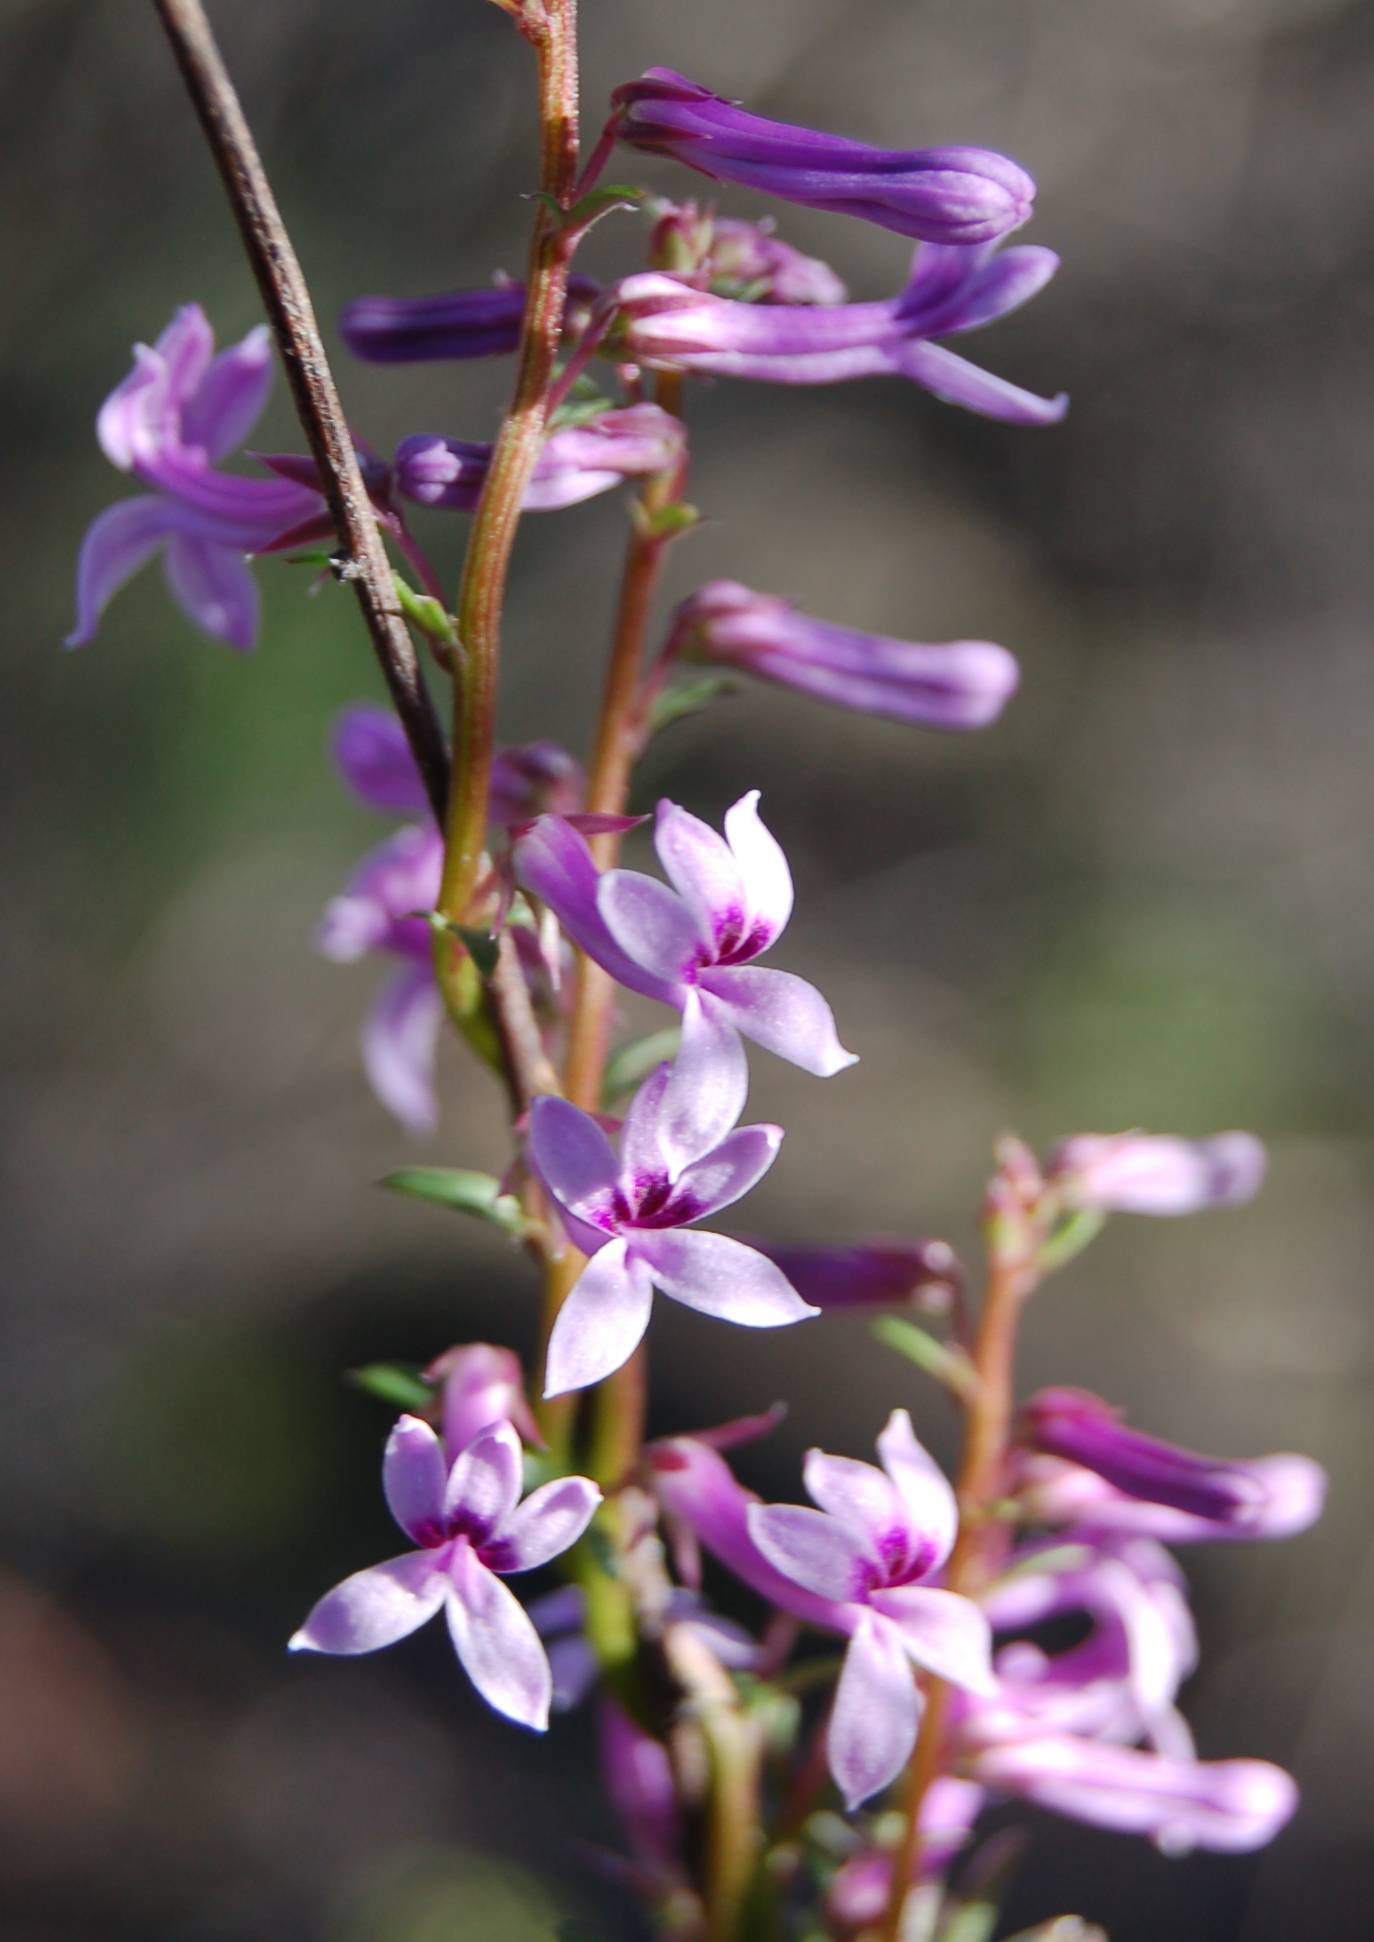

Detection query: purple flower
(649, 200), (847, 305)
(1046, 1131), (1267, 1216)
(529, 1582), (757, 1713)
(514, 793), (856, 1079)
(751, 1238), (963, 1313)
(394, 405), (685, 513)
(530, 1044), (818, 1397)
(424, 1342), (542, 1455)
(1014, 1450), (1326, 1548)
(675, 581), (1020, 729)
(610, 70), (1035, 247)
(1018, 1389), (1327, 1537)
(322, 706), (583, 1130)
(339, 276), (600, 363)
(290, 1415), (600, 1732)
(605, 240), (1065, 424)
(746, 1410), (996, 1808)
(69, 304), (324, 650)
(827, 1779), (984, 1931)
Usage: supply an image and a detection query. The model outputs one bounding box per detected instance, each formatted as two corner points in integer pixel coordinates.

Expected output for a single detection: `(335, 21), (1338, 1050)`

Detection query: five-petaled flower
(530, 1042), (818, 1398)
(291, 1415), (600, 1732)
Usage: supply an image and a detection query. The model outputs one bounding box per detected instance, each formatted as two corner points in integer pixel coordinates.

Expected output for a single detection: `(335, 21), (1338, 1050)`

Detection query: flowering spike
(610, 70), (1035, 247)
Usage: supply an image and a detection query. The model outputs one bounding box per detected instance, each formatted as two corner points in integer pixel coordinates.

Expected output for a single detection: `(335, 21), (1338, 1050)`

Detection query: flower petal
(482, 1474), (602, 1573)
(362, 962), (445, 1134)
(544, 1240), (655, 1398)
(332, 703), (432, 817)
(894, 340), (1068, 427)
(747, 1502), (876, 1601)
(162, 533), (260, 650)
(653, 799), (748, 952)
(182, 324), (274, 459)
(515, 815), (679, 1003)
(289, 1550), (445, 1655)
(446, 1548), (553, 1730)
(663, 1123), (782, 1224)
(870, 1585), (996, 1694)
(634, 1230), (819, 1329)
(444, 1420), (524, 1544)
(597, 868), (702, 981)
(528, 1095), (619, 1230)
(876, 1409), (959, 1572)
(698, 967), (857, 1077)
(66, 496), (175, 647)
(829, 1612), (920, 1810)
(382, 1414), (448, 1544)
(802, 1449), (912, 1567)
(723, 791), (793, 945)
(646, 990), (750, 1174)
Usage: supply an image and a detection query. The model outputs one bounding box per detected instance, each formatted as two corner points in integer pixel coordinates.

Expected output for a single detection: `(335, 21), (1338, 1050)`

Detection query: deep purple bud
(488, 741), (584, 829)
(339, 276), (600, 363)
(599, 1703), (682, 1878)
(611, 70), (1035, 246)
(1047, 1131), (1267, 1216)
(676, 580), (1019, 730)
(751, 1238), (963, 1313)
(394, 405), (684, 513)
(649, 199), (847, 305)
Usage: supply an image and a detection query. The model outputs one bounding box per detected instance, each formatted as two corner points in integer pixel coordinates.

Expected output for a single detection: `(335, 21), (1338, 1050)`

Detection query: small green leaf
(601, 1027), (681, 1104)
(647, 674), (736, 739)
(347, 1362), (433, 1411)
(392, 573), (460, 650)
(873, 1316), (980, 1403)
(547, 389), (614, 433)
(1037, 1207), (1105, 1274)
(632, 499), (701, 541)
(455, 924), (501, 980)
(381, 1167), (526, 1235)
(283, 548), (338, 570)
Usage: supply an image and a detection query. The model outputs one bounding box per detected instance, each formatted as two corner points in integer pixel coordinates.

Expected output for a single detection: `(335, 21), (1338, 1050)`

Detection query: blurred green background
(3, 1), (1372, 1936)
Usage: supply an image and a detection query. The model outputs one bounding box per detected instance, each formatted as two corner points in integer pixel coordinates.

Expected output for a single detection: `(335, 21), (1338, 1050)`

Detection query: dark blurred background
(3, 1), (1372, 1936)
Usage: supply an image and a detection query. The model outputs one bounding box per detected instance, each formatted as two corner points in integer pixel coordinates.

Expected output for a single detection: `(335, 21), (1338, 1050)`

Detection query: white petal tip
(287, 1631), (313, 1653)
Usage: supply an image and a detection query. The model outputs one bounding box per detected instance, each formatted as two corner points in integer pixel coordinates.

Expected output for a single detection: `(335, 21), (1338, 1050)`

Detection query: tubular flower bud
(394, 405), (685, 513)
(676, 580), (1019, 730)
(1046, 1131), (1267, 1216)
(338, 275), (600, 363)
(648, 200), (847, 305)
(749, 1238), (963, 1312)
(610, 70), (1035, 247)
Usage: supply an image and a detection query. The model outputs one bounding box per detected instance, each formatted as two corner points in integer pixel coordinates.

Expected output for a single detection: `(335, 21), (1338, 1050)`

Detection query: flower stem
(878, 1250), (1031, 1942)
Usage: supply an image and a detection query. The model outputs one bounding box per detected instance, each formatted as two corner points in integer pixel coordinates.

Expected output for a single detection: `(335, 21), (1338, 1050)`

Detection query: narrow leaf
(601, 1028), (681, 1104)
(873, 1316), (980, 1402)
(646, 675), (736, 740)
(381, 1166), (526, 1235)
(347, 1363), (433, 1411)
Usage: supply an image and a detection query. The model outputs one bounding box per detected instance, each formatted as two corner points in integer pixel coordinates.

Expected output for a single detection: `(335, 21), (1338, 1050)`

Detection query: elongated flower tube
(745, 1409), (997, 1808)
(529, 1041), (817, 1397)
(607, 239), (1065, 424)
(1014, 1450), (1326, 1547)
(649, 200), (847, 305)
(291, 1416), (600, 1732)
(751, 1238), (963, 1312)
(1018, 1389), (1327, 1535)
(69, 304), (324, 649)
(514, 793), (856, 1078)
(394, 406), (685, 513)
(1046, 1131), (1267, 1215)
(609, 70), (1035, 247)
(675, 581), (1020, 729)
(339, 275), (600, 363)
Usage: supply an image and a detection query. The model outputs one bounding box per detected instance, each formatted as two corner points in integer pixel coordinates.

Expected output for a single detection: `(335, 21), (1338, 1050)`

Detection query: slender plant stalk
(436, 0), (581, 928)
(879, 1253), (1030, 1942)
(150, 0), (450, 823)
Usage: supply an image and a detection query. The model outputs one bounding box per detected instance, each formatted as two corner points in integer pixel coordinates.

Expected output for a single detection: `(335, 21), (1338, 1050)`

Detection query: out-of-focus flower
(827, 1779), (985, 1932)
(339, 275), (601, 363)
(514, 793), (856, 1078)
(674, 580), (1020, 729)
(1013, 1451), (1326, 1547)
(649, 200), (847, 305)
(751, 1238), (963, 1312)
(1046, 1131), (1267, 1216)
(424, 1342), (541, 1455)
(529, 1042), (816, 1397)
(610, 70), (1035, 246)
(746, 1410), (996, 1808)
(69, 304), (324, 649)
(291, 1416), (599, 1731)
(604, 240), (1064, 424)
(394, 405), (685, 512)
(529, 1582), (757, 1713)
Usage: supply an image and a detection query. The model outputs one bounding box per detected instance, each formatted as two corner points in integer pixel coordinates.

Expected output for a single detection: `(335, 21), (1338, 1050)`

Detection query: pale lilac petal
(633, 1229), (818, 1328)
(162, 533), (260, 650)
(723, 791), (793, 944)
(444, 1420), (523, 1544)
(802, 1450), (911, 1566)
(663, 1124), (782, 1224)
(876, 1409), (959, 1572)
(363, 962), (444, 1133)
(651, 989), (750, 1170)
(430, 1342), (538, 1457)
(332, 704), (431, 816)
(829, 1612), (920, 1809)
(446, 1546), (553, 1730)
(382, 1414), (447, 1544)
(893, 340), (1068, 426)
(1049, 1132), (1267, 1216)
(67, 496), (176, 647)
(528, 1095), (619, 1230)
(154, 302), (216, 402)
(617, 1060), (674, 1184)
(183, 325), (274, 459)
(544, 1241), (655, 1398)
(653, 799), (748, 950)
(870, 1585), (996, 1694)
(515, 815), (679, 1003)
(482, 1475), (602, 1573)
(746, 1502), (877, 1601)
(289, 1550), (445, 1655)
(698, 967), (857, 1077)
(597, 869), (702, 981)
